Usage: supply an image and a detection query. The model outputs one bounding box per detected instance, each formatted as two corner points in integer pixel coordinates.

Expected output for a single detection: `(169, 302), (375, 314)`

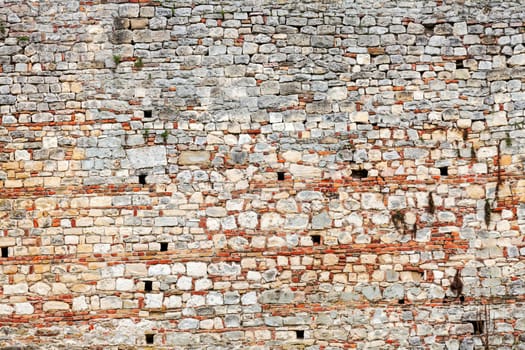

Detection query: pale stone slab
(178, 151), (210, 165)
(126, 146), (167, 169)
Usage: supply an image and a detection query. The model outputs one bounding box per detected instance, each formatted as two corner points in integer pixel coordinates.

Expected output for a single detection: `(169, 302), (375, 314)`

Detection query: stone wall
(0, 0), (525, 349)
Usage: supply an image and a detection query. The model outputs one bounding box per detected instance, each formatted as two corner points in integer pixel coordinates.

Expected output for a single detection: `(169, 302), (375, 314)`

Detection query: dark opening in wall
(311, 235), (321, 245)
(145, 334), (154, 344)
(456, 60), (464, 69)
(144, 281), (152, 292)
(160, 242), (168, 252)
(295, 330), (304, 339)
(277, 172), (285, 181)
(467, 320), (484, 335)
(1, 247), (8, 258)
(398, 299), (405, 305)
(459, 295), (465, 303)
(143, 110), (152, 119)
(351, 169), (368, 179)
(138, 174), (147, 185)
(439, 167), (448, 176)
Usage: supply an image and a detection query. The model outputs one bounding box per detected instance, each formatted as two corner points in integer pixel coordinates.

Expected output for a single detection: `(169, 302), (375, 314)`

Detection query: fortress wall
(0, 0), (525, 349)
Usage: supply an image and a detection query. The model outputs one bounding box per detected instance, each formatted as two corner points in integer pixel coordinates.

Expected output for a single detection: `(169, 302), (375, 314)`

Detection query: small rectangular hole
(143, 110), (152, 119)
(144, 281), (153, 292)
(351, 169), (368, 179)
(439, 167), (448, 176)
(160, 242), (168, 252)
(398, 299), (405, 305)
(1, 247), (8, 258)
(311, 235), (321, 245)
(467, 320), (484, 335)
(277, 172), (285, 181)
(295, 330), (304, 339)
(145, 334), (154, 344)
(456, 60), (464, 69)
(138, 174), (147, 185)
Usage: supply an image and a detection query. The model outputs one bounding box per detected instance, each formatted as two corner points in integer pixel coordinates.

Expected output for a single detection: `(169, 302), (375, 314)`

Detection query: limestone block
(466, 185), (485, 199)
(176, 276), (193, 290)
(0, 304), (14, 315)
(130, 18), (149, 29)
(296, 191), (323, 201)
(43, 301), (70, 311)
(208, 262), (241, 276)
(0, 237), (16, 247)
(362, 285), (381, 301)
(486, 111), (507, 127)
(14, 303), (34, 315)
(29, 282), (51, 296)
(165, 332), (193, 346)
(178, 151), (210, 165)
(323, 254), (339, 266)
(178, 318), (199, 330)
(154, 217), (178, 226)
(383, 284), (404, 299)
(206, 291), (223, 305)
(116, 278), (134, 291)
(72, 296), (89, 311)
(276, 199), (298, 213)
(350, 111), (369, 123)
(284, 214), (308, 230)
(312, 212), (331, 229)
(164, 295), (182, 308)
(508, 54), (525, 66)
(289, 164), (322, 178)
(327, 86), (348, 100)
(186, 262), (207, 277)
(361, 193), (385, 210)
(42, 136), (57, 148)
(4, 283), (28, 295)
(145, 293), (163, 308)
(100, 296), (122, 310)
(125, 263), (147, 276)
(260, 213), (284, 230)
(148, 264), (171, 276)
(126, 146), (167, 169)
(206, 206), (227, 218)
(259, 288), (294, 304)
(400, 271), (422, 282)
(238, 211), (258, 229)
(119, 4), (139, 17)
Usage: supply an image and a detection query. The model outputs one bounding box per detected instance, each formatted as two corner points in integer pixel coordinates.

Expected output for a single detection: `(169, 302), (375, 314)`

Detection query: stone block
(43, 301), (70, 312)
(186, 262), (207, 277)
(126, 146), (167, 169)
(0, 237), (16, 247)
(259, 289), (294, 304)
(289, 164), (322, 178)
(178, 151), (210, 166)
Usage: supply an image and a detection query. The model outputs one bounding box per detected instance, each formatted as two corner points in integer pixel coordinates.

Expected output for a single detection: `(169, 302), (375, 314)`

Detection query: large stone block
(178, 151), (210, 165)
(126, 146), (167, 169)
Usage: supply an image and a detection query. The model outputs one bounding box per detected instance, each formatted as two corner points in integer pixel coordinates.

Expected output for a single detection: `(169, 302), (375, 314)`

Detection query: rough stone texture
(0, 0), (524, 349)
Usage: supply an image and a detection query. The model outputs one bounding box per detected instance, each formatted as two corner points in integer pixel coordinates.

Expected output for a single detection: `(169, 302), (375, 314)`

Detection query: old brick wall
(0, 0), (524, 349)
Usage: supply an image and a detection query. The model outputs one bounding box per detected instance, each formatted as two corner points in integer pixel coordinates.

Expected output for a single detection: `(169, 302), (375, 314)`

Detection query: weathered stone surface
(178, 151), (210, 165)
(43, 301), (70, 312)
(508, 54), (525, 66)
(126, 146), (167, 169)
(208, 262), (241, 276)
(289, 164), (322, 178)
(259, 289), (294, 304)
